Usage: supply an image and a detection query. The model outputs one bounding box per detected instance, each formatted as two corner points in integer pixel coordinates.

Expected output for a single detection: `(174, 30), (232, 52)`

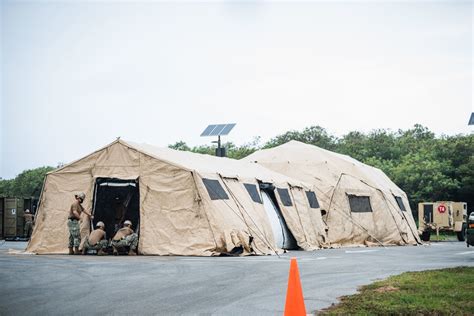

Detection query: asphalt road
(0, 241), (473, 315)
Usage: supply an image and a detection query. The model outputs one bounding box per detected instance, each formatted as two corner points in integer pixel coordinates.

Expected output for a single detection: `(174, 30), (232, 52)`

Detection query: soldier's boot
(97, 249), (107, 256)
(128, 248), (137, 256)
(81, 247), (87, 255)
(68, 247), (74, 255)
(74, 247), (81, 255)
(112, 245), (118, 256)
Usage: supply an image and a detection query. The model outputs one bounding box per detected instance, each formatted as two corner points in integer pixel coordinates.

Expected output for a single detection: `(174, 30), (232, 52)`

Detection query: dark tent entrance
(92, 178), (140, 240)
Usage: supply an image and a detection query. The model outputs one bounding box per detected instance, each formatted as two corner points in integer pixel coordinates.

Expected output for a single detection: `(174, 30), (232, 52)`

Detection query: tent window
(202, 179), (229, 200)
(347, 195), (372, 213)
(277, 188), (293, 207)
(305, 191), (320, 209)
(244, 183), (262, 204)
(394, 196), (406, 212)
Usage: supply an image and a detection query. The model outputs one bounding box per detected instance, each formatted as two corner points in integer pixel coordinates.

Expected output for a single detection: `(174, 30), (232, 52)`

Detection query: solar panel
(201, 123), (236, 137)
(200, 124), (217, 136)
(220, 123), (236, 136)
(209, 124), (227, 136)
(469, 113), (474, 125)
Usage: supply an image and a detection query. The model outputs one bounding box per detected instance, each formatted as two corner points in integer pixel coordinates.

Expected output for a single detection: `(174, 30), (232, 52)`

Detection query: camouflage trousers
(111, 233), (139, 250)
(83, 237), (108, 251)
(24, 221), (33, 238)
(67, 219), (81, 248)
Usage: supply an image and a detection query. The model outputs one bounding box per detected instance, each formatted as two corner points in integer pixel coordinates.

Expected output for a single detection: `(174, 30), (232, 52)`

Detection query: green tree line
(0, 166), (55, 198)
(1, 125), (472, 214)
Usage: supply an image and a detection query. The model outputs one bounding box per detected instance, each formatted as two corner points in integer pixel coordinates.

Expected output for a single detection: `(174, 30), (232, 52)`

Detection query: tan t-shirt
(69, 200), (83, 220)
(88, 229), (106, 245)
(24, 213), (34, 223)
(113, 227), (134, 241)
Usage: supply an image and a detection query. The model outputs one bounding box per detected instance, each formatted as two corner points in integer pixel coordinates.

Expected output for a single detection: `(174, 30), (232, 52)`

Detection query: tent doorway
(92, 178), (140, 240)
(259, 183), (298, 250)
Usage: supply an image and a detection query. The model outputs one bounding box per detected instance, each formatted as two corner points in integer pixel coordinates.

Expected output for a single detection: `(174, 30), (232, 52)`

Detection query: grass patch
(429, 231), (458, 241)
(319, 267), (474, 315)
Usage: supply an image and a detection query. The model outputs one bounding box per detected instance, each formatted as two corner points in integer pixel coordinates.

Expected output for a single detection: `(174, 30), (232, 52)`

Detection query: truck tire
(457, 223), (467, 242)
(421, 230), (431, 242)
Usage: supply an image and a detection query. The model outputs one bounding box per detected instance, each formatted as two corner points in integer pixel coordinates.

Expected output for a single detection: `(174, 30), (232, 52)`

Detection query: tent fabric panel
(194, 174), (257, 254)
(138, 154), (215, 255)
(289, 186), (327, 248)
(93, 141), (140, 167)
(222, 178), (277, 255)
(325, 183), (370, 246)
(27, 172), (94, 254)
(273, 184), (315, 250)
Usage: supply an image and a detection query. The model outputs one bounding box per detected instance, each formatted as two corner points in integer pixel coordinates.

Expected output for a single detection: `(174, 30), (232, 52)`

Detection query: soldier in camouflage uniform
(111, 220), (138, 256)
(68, 192), (93, 255)
(82, 221), (108, 255)
(23, 209), (34, 238)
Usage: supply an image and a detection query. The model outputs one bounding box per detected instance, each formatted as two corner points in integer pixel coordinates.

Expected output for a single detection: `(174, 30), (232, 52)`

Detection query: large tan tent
(243, 141), (421, 247)
(27, 139), (328, 255)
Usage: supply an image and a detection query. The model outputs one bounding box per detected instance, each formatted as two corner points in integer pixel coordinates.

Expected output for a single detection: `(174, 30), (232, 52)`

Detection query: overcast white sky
(0, 0), (472, 179)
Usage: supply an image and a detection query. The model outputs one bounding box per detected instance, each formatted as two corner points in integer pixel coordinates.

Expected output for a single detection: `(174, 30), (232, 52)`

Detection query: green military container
(4, 198), (25, 238)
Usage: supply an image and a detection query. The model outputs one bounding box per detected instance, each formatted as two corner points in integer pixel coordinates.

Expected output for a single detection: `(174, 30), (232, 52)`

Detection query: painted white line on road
(178, 257), (343, 263)
(455, 251), (474, 255)
(345, 249), (379, 254)
(179, 258), (284, 262)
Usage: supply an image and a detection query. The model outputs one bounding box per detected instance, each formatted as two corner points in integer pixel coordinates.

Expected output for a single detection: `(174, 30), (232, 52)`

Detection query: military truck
(418, 201), (467, 242)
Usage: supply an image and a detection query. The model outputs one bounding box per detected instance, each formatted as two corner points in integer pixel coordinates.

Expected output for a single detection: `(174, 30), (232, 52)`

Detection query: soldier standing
(82, 221), (108, 255)
(23, 209), (34, 238)
(68, 192), (93, 255)
(111, 220), (138, 256)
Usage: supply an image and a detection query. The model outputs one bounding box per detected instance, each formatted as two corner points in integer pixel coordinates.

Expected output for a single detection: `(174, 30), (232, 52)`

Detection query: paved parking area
(0, 241), (472, 315)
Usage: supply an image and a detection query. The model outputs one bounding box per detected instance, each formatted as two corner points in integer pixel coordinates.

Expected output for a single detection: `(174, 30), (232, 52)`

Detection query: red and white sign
(437, 204), (447, 213)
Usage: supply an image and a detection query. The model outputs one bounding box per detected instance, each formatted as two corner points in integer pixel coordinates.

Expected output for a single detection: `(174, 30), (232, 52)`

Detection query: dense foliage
(0, 166), (55, 198)
(169, 124), (473, 211)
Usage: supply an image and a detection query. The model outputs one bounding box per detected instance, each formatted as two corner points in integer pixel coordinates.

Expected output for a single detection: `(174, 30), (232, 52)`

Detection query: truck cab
(418, 201), (467, 242)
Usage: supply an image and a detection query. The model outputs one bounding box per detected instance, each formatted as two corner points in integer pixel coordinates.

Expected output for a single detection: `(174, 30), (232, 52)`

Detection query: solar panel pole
(201, 123), (235, 158)
(215, 135), (226, 157)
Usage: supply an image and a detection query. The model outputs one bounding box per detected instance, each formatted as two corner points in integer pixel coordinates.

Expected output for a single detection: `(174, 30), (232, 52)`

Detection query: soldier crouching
(82, 221), (108, 256)
(111, 220), (138, 256)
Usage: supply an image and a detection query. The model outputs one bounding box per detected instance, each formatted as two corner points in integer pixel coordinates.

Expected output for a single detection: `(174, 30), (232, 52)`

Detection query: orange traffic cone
(284, 257), (307, 316)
